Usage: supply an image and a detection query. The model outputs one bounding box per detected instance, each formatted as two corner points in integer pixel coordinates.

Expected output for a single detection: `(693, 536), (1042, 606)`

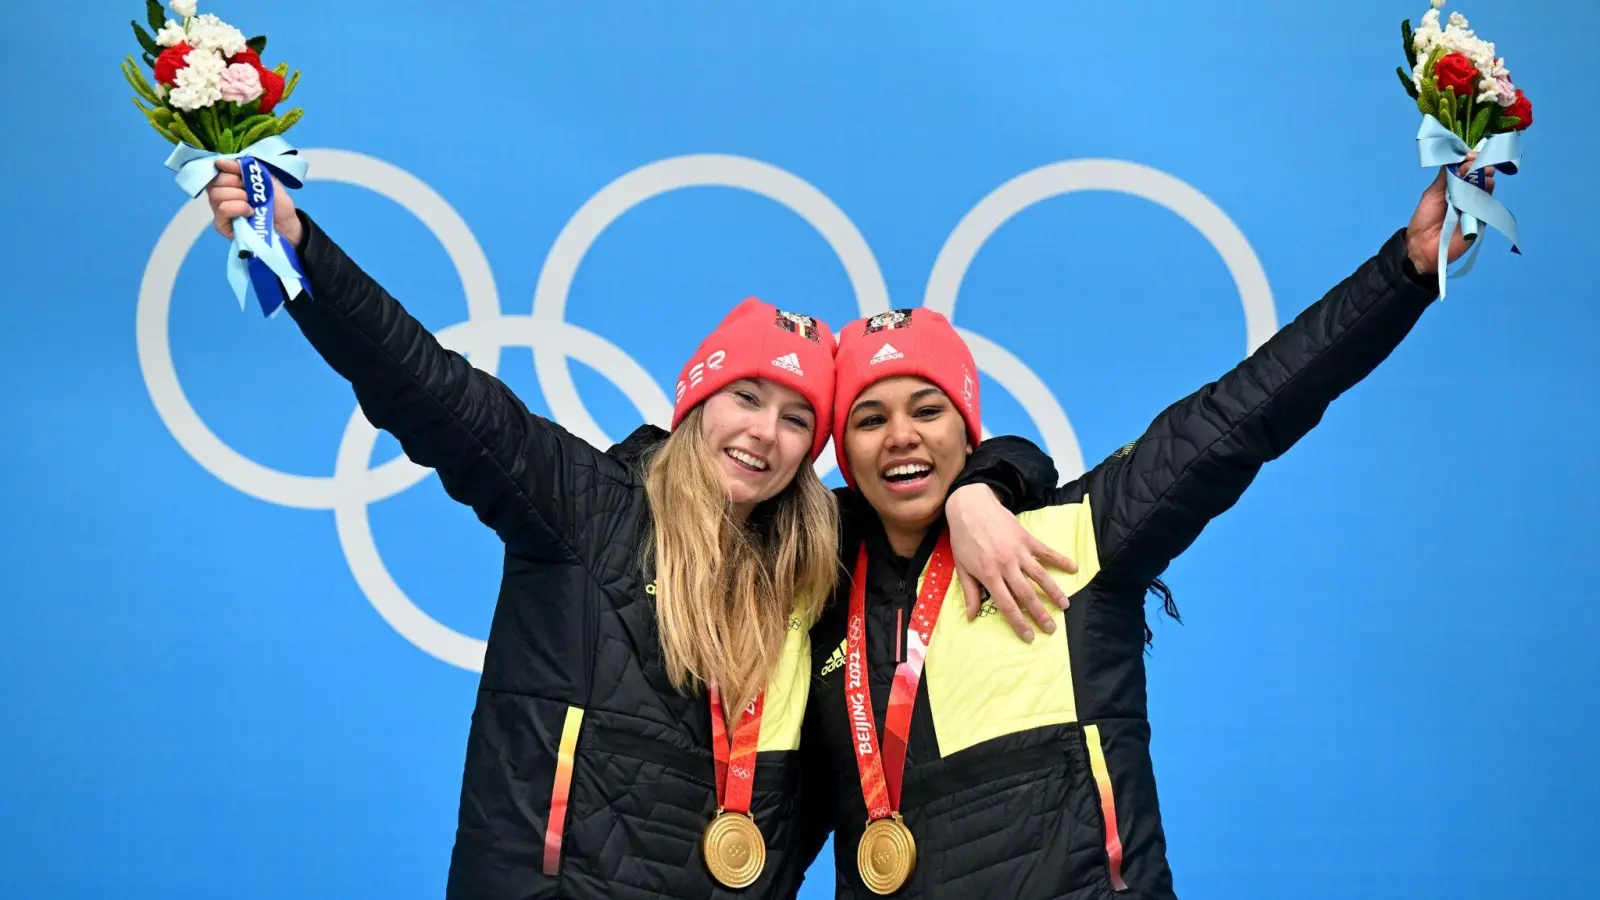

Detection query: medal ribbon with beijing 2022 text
(844, 531), (954, 819)
(708, 686), (764, 814)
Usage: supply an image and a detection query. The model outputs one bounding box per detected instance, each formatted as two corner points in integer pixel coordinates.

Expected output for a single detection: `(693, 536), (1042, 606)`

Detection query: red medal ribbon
(709, 685), (764, 814)
(844, 531), (954, 819)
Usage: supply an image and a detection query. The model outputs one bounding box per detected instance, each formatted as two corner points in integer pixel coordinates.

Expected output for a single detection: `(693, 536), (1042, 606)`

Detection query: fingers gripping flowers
(124, 0), (302, 153)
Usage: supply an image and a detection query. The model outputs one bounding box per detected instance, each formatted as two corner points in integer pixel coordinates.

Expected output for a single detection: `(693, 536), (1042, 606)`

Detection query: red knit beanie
(671, 297), (838, 460)
(830, 308), (982, 486)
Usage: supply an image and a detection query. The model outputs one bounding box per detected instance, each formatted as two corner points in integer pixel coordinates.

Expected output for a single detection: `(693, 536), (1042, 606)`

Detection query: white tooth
(729, 449), (766, 470)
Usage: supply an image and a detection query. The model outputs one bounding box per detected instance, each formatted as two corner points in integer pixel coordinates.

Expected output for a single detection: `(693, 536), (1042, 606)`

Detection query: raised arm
(1067, 226), (1439, 589)
(205, 162), (609, 561)
(1036, 162), (1493, 590)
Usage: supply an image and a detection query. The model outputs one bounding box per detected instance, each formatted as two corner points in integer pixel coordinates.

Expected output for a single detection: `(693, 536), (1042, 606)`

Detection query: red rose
(153, 42), (193, 86)
(254, 66), (285, 114)
(1503, 89), (1533, 131)
(1433, 52), (1479, 96)
(227, 48), (261, 68)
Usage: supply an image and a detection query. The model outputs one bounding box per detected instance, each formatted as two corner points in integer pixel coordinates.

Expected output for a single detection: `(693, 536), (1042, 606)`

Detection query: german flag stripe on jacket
(797, 227), (1441, 900)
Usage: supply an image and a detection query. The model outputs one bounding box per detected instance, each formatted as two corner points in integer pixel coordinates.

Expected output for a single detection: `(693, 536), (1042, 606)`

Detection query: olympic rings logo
(135, 149), (1277, 674)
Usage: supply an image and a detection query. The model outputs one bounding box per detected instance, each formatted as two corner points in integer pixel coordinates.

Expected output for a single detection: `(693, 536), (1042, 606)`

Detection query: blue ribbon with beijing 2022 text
(164, 135), (311, 317)
(1415, 116), (1523, 299)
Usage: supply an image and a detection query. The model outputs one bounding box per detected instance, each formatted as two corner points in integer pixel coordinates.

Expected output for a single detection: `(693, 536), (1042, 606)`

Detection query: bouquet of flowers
(1396, 0), (1526, 295)
(1398, 0), (1531, 145)
(123, 0), (310, 316)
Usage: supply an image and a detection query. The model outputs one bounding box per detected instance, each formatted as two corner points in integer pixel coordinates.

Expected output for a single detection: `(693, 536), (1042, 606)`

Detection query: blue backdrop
(3, 1), (1597, 897)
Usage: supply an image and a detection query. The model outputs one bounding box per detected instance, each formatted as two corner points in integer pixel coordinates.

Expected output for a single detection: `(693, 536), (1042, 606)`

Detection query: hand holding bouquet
(1397, 0), (1528, 296)
(123, 0), (309, 316)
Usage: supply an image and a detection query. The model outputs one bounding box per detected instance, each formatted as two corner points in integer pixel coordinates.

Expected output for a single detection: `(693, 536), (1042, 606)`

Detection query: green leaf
(246, 35), (267, 54)
(1402, 19), (1417, 68)
(143, 51), (156, 69)
(236, 113), (273, 133)
(123, 57), (162, 105)
(131, 20), (161, 56)
(1498, 114), (1522, 132)
(1438, 87), (1456, 133)
(273, 108), (304, 136)
(146, 0), (167, 31)
(1468, 104), (1493, 146)
(218, 128), (238, 155)
(1396, 66), (1420, 99)
(147, 116), (178, 144)
(1424, 43), (1448, 77)
(239, 116), (278, 149)
(167, 111), (204, 148)
(1420, 76), (1439, 115)
(197, 105), (222, 150)
(280, 70), (300, 102)
(136, 100), (177, 141)
(272, 62), (289, 78)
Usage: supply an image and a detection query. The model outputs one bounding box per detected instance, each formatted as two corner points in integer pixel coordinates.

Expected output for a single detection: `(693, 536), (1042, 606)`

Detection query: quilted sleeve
(1069, 226), (1439, 589)
(947, 435), (1060, 511)
(280, 209), (613, 561)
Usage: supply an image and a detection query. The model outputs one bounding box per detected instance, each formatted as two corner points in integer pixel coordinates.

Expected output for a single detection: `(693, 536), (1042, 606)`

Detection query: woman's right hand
(205, 158), (303, 247)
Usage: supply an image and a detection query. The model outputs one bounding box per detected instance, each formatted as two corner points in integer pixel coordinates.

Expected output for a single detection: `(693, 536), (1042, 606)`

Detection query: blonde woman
(203, 160), (1063, 899)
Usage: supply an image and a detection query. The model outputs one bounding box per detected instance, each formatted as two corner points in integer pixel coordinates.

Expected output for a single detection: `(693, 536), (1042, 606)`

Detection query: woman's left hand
(944, 484), (1079, 643)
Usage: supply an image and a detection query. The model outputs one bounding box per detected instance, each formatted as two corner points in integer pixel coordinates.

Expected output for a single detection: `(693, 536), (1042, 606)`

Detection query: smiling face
(697, 377), (818, 518)
(842, 375), (973, 550)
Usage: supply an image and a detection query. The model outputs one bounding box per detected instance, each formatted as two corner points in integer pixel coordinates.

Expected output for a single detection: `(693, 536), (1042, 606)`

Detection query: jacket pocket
(906, 730), (1115, 900)
(558, 719), (803, 900)
(541, 705), (587, 876)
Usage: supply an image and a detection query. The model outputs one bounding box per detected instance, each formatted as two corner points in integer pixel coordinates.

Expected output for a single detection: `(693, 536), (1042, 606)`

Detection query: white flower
(1448, 11), (1469, 29)
(218, 63), (263, 104)
(1431, 0), (1445, 8)
(185, 13), (247, 58)
(183, 46), (226, 78)
(170, 0), (197, 18)
(155, 19), (187, 47)
(167, 47), (224, 111)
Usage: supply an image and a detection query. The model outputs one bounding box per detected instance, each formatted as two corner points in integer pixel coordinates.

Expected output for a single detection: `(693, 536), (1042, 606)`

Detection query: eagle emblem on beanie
(774, 310), (821, 342)
(864, 309), (914, 335)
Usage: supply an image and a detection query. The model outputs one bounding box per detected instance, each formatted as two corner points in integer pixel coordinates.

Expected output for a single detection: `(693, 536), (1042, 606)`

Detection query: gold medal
(857, 813), (917, 895)
(702, 809), (766, 889)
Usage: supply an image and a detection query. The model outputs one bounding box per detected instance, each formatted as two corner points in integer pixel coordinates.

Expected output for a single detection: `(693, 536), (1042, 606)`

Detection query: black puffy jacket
(797, 229), (1442, 900)
(276, 210), (1056, 900)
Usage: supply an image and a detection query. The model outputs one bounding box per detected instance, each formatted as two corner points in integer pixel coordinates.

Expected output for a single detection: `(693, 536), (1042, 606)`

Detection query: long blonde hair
(642, 405), (839, 716)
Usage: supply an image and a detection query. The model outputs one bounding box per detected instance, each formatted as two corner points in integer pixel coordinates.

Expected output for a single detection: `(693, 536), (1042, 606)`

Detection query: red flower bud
(153, 42), (193, 86)
(1503, 89), (1533, 131)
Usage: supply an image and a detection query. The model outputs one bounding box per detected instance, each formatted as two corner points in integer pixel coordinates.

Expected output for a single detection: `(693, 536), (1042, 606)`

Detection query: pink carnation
(1495, 76), (1516, 107)
(218, 62), (263, 104)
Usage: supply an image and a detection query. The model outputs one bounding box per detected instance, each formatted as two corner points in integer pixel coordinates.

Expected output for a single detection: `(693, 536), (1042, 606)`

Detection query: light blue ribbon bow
(1415, 116), (1523, 299)
(164, 136), (311, 313)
